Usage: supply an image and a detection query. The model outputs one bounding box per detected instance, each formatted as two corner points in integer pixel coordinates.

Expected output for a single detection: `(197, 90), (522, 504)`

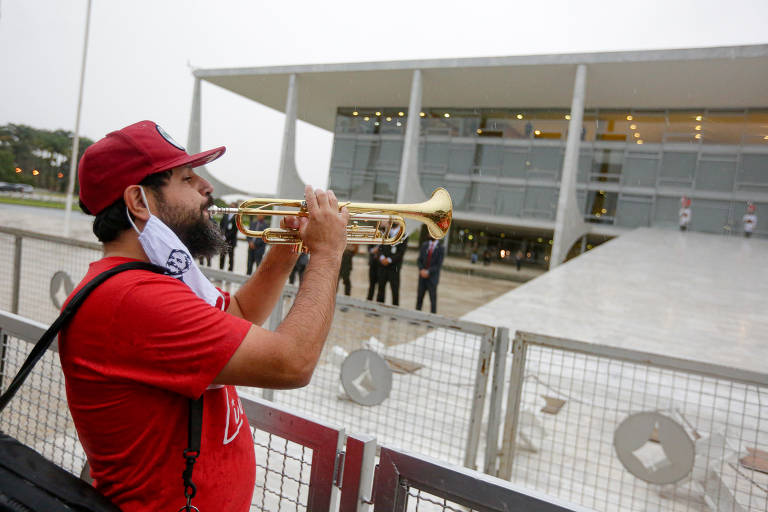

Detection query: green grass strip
(0, 196), (82, 211)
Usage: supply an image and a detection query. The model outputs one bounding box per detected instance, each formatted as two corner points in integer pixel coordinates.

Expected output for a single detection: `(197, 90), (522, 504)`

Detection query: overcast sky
(1, 0), (766, 196)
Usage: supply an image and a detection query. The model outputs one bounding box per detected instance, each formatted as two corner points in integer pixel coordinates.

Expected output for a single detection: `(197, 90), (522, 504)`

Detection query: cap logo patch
(156, 124), (186, 151)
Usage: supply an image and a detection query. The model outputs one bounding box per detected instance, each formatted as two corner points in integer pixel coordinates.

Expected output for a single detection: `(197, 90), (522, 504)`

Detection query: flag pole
(64, 0), (92, 237)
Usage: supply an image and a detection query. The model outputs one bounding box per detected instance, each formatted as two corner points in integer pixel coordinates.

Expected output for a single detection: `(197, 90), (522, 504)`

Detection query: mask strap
(126, 186), (153, 235)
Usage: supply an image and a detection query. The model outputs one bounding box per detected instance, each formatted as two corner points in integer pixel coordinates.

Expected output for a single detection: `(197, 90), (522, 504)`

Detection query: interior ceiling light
(419, 112), (426, 117)
(516, 114), (524, 119)
(352, 111), (359, 116)
(398, 111), (405, 116)
(396, 122), (402, 127)
(630, 124), (637, 130)
(565, 114), (571, 120)
(634, 133), (640, 138)
(363, 116), (370, 121)
(534, 130), (541, 135)
(626, 115), (633, 121)
(696, 115), (703, 121)
(444, 113), (450, 118)
(477, 129), (483, 134)
(375, 111), (381, 116)
(695, 134), (703, 139)
(386, 117), (392, 122)
(637, 139), (644, 144)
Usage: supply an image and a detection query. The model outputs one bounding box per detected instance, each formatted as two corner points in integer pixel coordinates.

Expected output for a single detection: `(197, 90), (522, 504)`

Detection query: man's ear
(124, 185), (151, 222)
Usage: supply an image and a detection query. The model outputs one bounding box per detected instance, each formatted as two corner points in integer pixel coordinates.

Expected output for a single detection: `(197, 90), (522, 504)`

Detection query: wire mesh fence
(250, 289), (495, 469)
(4, 228), (767, 512)
(251, 430), (313, 511)
(0, 228), (101, 324)
(0, 333), (86, 476)
(0, 233), (16, 313)
(497, 332), (768, 512)
(0, 318), (336, 512)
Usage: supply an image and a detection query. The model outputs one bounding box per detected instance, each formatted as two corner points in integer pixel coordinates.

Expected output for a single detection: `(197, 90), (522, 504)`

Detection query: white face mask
(127, 187), (224, 310)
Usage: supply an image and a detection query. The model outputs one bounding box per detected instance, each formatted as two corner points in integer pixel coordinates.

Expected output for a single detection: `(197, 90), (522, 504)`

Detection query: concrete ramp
(463, 227), (768, 374)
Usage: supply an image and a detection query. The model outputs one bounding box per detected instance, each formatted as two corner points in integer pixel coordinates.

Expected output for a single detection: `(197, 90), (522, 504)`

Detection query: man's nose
(198, 176), (214, 196)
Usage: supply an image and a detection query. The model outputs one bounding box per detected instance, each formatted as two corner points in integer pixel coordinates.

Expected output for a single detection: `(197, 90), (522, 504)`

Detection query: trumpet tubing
(208, 187), (452, 247)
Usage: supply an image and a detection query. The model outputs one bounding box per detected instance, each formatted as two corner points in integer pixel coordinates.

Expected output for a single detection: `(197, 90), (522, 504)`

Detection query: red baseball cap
(78, 120), (225, 214)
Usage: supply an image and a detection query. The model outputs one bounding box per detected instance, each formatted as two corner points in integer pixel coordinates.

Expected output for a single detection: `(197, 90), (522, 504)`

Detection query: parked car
(0, 182), (33, 193)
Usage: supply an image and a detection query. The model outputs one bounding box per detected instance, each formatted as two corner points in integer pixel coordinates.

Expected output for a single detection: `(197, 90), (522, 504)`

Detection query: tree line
(0, 124), (94, 193)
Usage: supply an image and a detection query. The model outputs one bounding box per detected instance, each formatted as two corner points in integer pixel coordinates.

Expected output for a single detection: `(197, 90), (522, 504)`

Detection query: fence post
(463, 327), (495, 470)
(498, 331), (527, 480)
(11, 235), (22, 314)
(484, 327), (510, 476)
(0, 330), (6, 388)
(339, 433), (376, 512)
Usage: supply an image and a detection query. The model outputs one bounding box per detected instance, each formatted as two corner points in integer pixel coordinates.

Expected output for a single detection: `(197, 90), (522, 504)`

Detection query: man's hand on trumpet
(298, 186), (349, 257)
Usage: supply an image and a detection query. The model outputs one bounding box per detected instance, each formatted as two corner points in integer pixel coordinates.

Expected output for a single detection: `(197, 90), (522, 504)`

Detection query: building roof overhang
(194, 45), (768, 132)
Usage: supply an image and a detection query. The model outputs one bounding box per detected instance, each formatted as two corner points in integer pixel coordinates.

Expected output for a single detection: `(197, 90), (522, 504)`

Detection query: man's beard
(156, 196), (229, 259)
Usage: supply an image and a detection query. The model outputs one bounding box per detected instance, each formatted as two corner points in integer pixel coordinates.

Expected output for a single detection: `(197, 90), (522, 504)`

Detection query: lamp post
(64, 0), (92, 237)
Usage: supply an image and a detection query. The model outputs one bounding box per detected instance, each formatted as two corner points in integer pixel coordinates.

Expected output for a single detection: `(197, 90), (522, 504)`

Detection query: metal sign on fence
(613, 411), (695, 485)
(340, 349), (392, 406)
(49, 271), (74, 310)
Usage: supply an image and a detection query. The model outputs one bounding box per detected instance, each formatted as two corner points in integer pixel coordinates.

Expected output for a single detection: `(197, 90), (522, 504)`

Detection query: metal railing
(0, 227), (497, 469)
(491, 331), (768, 512)
(259, 287), (497, 471)
(375, 446), (592, 512)
(0, 310), (583, 512)
(3, 226), (768, 512)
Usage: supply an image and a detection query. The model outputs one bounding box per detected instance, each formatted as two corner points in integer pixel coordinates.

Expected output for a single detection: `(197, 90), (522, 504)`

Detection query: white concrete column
(550, 64), (590, 269)
(397, 69), (426, 205)
(276, 73), (306, 199)
(187, 77), (244, 197)
(187, 77), (203, 153)
(397, 70), (428, 236)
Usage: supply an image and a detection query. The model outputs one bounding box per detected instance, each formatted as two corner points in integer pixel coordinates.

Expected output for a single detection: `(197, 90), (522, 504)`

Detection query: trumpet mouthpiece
(207, 206), (239, 214)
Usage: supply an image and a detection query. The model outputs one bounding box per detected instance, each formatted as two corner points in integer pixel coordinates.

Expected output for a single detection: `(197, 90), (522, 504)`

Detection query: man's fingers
(314, 188), (329, 211)
(328, 189), (339, 212)
(304, 185), (317, 212)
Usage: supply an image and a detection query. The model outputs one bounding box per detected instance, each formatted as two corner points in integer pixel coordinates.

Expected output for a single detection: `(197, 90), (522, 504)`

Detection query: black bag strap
(0, 261), (166, 412)
(182, 396), (204, 511)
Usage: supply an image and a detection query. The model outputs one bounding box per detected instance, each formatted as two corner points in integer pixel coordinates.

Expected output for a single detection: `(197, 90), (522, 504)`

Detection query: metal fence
(491, 331), (768, 512)
(2, 226), (768, 512)
(0, 309), (582, 511)
(258, 288), (497, 470)
(0, 227), (101, 322)
(0, 227), (498, 471)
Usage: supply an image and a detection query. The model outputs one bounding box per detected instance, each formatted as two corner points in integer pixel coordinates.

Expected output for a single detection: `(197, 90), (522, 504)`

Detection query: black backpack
(0, 262), (202, 512)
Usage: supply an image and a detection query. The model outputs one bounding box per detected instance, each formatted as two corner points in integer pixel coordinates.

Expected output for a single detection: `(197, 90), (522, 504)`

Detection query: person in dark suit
(366, 243), (379, 301)
(338, 244), (358, 296)
(218, 202), (238, 271)
(246, 214), (269, 274)
(376, 223), (408, 306)
(289, 252), (309, 284)
(416, 237), (445, 314)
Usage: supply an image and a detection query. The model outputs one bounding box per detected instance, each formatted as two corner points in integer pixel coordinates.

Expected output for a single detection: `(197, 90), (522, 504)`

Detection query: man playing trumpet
(59, 120), (348, 511)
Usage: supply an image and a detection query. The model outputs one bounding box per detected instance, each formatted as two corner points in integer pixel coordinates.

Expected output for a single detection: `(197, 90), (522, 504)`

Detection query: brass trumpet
(208, 188), (452, 249)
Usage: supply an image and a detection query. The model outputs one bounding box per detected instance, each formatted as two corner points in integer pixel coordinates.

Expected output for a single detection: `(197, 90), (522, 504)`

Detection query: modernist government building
(190, 44), (768, 268)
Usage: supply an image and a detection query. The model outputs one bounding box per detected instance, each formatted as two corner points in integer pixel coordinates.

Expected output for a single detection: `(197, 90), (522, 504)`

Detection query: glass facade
(329, 107), (768, 262)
